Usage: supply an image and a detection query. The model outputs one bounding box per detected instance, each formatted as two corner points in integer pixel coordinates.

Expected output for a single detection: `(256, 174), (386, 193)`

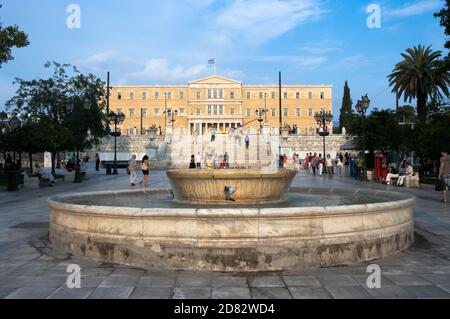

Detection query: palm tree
(388, 45), (450, 125)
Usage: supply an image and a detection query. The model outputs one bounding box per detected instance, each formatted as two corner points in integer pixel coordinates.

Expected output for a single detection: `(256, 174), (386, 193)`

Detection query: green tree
(6, 62), (107, 175)
(388, 45), (450, 125)
(0, 4), (29, 67)
(339, 81), (353, 130)
(435, 0), (450, 58)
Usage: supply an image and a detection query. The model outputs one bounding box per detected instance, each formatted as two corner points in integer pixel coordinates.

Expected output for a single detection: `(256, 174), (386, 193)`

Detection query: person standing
(128, 154), (138, 186)
(326, 154), (333, 177)
(139, 155), (149, 188)
(95, 153), (100, 172)
(439, 149), (450, 204)
(245, 135), (250, 150)
(224, 152), (229, 168)
(195, 152), (202, 169)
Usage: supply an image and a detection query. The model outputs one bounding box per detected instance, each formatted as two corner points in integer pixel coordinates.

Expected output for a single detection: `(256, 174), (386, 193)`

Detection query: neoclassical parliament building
(109, 75), (333, 136)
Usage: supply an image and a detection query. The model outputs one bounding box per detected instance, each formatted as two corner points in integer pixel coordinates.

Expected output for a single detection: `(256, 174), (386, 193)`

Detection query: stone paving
(0, 168), (449, 299)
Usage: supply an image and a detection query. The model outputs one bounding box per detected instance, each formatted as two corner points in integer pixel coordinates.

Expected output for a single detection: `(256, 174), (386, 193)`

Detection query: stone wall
(93, 133), (351, 168)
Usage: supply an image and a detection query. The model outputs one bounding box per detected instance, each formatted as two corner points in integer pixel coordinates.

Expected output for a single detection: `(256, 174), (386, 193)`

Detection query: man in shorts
(438, 149), (450, 204)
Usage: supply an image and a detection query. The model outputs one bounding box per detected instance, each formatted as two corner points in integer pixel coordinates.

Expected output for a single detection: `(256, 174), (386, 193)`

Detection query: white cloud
(75, 51), (118, 69)
(385, 0), (442, 18)
(121, 58), (207, 84)
(260, 55), (327, 67)
(214, 0), (326, 45)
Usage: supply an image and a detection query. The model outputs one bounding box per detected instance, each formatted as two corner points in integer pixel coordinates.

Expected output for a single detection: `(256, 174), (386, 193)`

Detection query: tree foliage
(0, 4), (29, 67)
(5, 62), (107, 174)
(339, 81), (353, 130)
(388, 45), (450, 125)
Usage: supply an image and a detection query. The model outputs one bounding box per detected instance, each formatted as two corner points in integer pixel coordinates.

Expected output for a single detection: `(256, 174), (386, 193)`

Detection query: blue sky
(0, 0), (447, 116)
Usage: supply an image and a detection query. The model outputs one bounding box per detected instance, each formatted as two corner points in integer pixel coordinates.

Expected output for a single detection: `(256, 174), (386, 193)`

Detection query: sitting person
(189, 155), (196, 169)
(33, 163), (55, 186)
(397, 161), (414, 186)
(385, 166), (399, 185)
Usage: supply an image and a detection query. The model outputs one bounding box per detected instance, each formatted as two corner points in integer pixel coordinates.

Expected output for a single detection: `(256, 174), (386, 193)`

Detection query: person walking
(95, 153), (100, 172)
(195, 152), (202, 169)
(338, 155), (345, 177)
(326, 154), (333, 177)
(318, 154), (324, 176)
(311, 153), (318, 176)
(128, 154), (138, 186)
(139, 155), (149, 188)
(245, 135), (250, 150)
(438, 149), (450, 204)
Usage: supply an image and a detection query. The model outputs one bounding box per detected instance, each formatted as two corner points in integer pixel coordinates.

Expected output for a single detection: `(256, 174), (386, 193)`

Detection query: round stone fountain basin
(166, 169), (297, 204)
(48, 187), (415, 272)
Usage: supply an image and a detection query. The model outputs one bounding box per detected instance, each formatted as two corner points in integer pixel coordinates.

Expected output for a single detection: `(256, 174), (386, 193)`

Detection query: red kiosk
(374, 152), (389, 182)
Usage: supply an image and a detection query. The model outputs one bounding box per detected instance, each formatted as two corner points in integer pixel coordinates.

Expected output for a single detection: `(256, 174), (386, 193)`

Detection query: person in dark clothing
(189, 155), (196, 169)
(95, 153), (100, 171)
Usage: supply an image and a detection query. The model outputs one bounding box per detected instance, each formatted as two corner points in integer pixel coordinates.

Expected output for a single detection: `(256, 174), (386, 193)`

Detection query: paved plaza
(0, 169), (449, 299)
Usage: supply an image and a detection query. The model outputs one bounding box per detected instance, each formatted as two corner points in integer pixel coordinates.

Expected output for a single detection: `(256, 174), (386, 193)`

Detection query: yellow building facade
(109, 75), (333, 136)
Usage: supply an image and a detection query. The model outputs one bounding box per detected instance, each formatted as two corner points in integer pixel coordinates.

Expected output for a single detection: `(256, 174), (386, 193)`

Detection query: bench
(391, 174), (420, 188)
(23, 175), (40, 189)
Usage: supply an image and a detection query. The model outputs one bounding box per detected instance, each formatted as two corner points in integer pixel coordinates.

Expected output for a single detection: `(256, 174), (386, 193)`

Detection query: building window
(296, 92), (300, 99)
(117, 108), (122, 114)
(271, 92), (276, 99)
(117, 92), (122, 100)
(195, 108), (201, 115)
(246, 108), (251, 117)
(142, 108), (147, 117)
(212, 89), (217, 99)
(155, 92), (159, 100)
(129, 92), (134, 100)
(219, 105), (224, 115)
(154, 108), (160, 116)
(207, 105), (212, 115)
(271, 108), (276, 117)
(246, 91), (251, 99)
(308, 92), (313, 99)
(129, 108), (135, 117)
(219, 89), (223, 99)
(142, 92), (147, 100)
(296, 108), (301, 117)
(230, 91), (235, 99)
(230, 108), (235, 116)
(196, 91), (201, 99)
(308, 108), (313, 117)
(259, 92), (263, 99)
(283, 108), (288, 117)
(180, 91), (184, 100)
(320, 92), (325, 99)
(167, 92), (172, 100)
(283, 92), (288, 99)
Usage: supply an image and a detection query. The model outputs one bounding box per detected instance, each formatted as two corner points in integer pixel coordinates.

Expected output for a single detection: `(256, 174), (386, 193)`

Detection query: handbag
(435, 179), (446, 192)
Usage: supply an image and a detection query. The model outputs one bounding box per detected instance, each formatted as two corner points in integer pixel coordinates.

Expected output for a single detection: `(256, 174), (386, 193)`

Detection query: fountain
(48, 169), (415, 272)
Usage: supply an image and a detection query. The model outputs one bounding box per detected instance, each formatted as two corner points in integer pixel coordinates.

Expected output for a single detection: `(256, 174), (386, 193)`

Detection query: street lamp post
(4, 117), (22, 191)
(108, 111), (126, 175)
(355, 94), (370, 181)
(164, 92), (167, 135)
(314, 110), (334, 174)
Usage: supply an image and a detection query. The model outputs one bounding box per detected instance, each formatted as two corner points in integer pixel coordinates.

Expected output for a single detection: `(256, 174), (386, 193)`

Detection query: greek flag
(208, 58), (215, 64)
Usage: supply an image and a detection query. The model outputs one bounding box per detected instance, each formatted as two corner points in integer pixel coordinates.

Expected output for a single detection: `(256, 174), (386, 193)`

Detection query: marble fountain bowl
(48, 170), (415, 272)
(166, 168), (297, 204)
